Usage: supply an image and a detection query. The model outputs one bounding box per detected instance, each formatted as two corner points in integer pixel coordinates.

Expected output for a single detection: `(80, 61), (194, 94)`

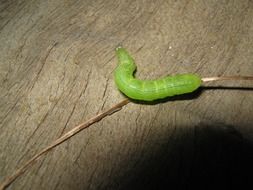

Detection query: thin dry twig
(0, 99), (130, 190)
(1, 75), (253, 190)
(202, 76), (253, 82)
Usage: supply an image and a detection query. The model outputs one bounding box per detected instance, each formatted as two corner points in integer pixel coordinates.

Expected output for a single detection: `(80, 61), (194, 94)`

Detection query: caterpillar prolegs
(114, 47), (202, 101)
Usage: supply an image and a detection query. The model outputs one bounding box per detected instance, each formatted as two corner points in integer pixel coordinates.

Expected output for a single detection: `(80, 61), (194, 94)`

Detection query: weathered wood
(0, 0), (253, 189)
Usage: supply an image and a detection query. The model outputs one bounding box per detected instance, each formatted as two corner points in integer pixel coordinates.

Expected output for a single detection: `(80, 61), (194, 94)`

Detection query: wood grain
(1, 0), (253, 189)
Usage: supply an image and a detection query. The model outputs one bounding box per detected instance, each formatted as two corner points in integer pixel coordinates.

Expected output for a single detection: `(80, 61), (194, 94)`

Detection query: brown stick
(1, 75), (253, 190)
(202, 76), (253, 82)
(0, 99), (130, 190)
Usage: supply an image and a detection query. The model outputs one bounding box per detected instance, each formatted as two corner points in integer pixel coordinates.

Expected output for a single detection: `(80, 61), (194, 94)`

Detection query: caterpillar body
(114, 47), (202, 101)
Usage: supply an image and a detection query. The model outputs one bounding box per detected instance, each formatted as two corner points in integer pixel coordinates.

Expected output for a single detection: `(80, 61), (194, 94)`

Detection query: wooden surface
(1, 0), (253, 189)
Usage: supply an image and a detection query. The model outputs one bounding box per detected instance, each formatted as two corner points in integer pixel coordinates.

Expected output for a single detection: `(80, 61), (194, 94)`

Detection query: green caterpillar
(114, 47), (202, 101)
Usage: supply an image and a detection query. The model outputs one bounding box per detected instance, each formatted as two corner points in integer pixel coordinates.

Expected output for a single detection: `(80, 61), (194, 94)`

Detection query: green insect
(114, 47), (202, 101)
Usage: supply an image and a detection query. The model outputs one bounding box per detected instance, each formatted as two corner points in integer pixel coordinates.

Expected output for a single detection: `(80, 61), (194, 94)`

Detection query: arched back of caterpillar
(114, 47), (202, 101)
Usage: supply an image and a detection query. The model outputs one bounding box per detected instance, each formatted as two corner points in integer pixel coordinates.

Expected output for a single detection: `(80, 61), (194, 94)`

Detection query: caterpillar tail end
(115, 44), (123, 51)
